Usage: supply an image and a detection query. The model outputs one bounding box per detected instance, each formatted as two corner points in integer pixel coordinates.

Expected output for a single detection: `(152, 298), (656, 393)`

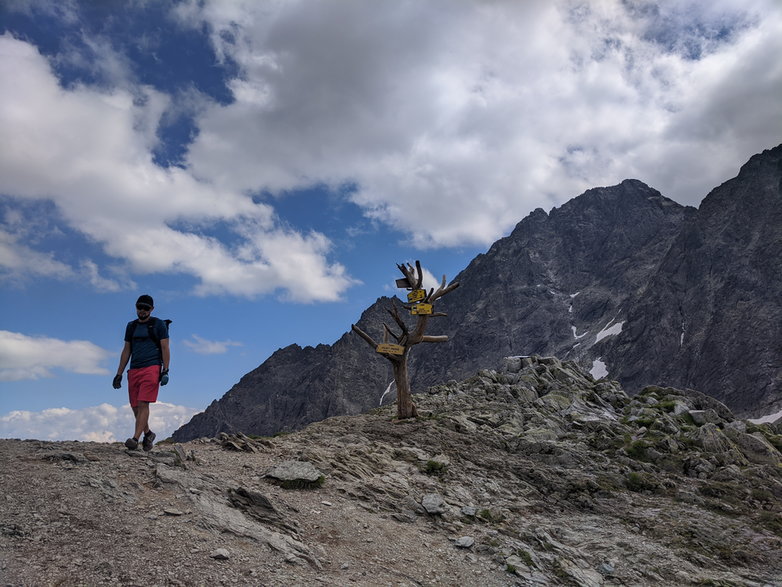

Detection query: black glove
(160, 368), (169, 386)
(112, 374), (122, 389)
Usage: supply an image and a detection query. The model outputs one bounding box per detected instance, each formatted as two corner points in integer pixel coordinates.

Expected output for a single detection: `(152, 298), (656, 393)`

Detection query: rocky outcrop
(608, 144), (782, 415)
(4, 357), (781, 585)
(173, 144), (782, 442)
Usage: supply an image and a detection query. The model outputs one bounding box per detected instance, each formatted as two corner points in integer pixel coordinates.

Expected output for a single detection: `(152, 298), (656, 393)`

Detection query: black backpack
(126, 317), (172, 359)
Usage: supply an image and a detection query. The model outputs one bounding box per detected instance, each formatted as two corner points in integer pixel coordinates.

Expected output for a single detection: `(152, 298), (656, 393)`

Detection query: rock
(421, 493), (445, 515)
(695, 423), (732, 453)
(461, 506), (477, 517)
(556, 558), (604, 586)
(725, 430), (782, 465)
(599, 562), (615, 575)
(505, 555), (549, 584)
(210, 548), (230, 560)
(227, 487), (296, 533)
(265, 461), (325, 488)
(454, 536), (474, 548)
(690, 410), (721, 426)
(173, 444), (189, 468)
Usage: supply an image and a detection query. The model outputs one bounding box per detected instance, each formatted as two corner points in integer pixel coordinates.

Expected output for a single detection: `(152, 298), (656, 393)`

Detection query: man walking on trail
(113, 294), (170, 451)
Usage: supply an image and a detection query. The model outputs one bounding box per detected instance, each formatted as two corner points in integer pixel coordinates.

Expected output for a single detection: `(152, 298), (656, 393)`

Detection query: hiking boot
(142, 431), (156, 452)
(125, 437), (139, 450)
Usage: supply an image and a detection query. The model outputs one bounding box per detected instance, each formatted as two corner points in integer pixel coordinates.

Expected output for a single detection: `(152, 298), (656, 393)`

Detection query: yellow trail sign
(376, 343), (405, 355)
(411, 303), (433, 315)
(407, 289), (426, 303)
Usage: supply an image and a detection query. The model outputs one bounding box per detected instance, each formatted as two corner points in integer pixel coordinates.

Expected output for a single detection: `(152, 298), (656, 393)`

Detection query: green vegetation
(515, 549), (535, 567)
(625, 471), (661, 493)
(477, 508), (505, 524)
(625, 439), (651, 460)
(422, 459), (448, 477)
(655, 400), (678, 413)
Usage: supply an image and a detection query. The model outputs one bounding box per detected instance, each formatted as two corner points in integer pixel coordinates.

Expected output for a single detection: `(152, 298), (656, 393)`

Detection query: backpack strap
(146, 317), (161, 350)
(127, 318), (171, 361)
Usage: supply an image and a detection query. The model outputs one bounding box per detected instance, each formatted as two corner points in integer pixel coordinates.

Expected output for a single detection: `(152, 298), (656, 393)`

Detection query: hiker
(113, 294), (170, 451)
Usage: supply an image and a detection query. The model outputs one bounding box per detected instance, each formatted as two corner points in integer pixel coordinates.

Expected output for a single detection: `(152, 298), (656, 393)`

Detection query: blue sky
(1, 0), (781, 442)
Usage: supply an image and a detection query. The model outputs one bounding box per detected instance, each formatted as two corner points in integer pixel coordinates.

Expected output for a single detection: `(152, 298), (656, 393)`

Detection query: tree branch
(383, 323), (402, 343)
(430, 276), (460, 303)
(387, 304), (409, 336)
(351, 324), (378, 349)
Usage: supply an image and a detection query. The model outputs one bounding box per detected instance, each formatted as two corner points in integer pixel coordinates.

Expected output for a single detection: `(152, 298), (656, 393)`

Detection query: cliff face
(607, 145), (782, 414)
(173, 145), (782, 442)
(412, 178), (694, 388)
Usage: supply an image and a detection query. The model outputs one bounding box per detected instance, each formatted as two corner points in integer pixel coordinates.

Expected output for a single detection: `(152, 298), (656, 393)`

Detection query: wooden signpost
(407, 289), (426, 303)
(376, 343), (405, 355)
(411, 303), (433, 315)
(351, 260), (460, 419)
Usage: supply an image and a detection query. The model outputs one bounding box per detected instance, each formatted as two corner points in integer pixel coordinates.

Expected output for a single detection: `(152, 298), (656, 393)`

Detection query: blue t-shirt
(125, 317), (169, 370)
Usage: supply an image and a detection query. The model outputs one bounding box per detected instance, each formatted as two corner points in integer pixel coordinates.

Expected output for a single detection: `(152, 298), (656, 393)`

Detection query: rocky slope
(4, 357), (781, 586)
(173, 144), (782, 442)
(607, 145), (782, 413)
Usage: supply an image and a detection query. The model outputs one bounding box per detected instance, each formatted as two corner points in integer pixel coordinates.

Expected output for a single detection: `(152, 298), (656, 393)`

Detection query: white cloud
(78, 259), (127, 293)
(0, 229), (74, 281)
(176, 0), (782, 247)
(183, 334), (242, 355)
(2, 0), (780, 297)
(0, 330), (111, 381)
(0, 33), (355, 301)
(0, 401), (199, 442)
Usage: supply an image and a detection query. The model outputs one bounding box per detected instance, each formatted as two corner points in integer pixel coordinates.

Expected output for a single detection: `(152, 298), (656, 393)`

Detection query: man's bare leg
(132, 402), (150, 440)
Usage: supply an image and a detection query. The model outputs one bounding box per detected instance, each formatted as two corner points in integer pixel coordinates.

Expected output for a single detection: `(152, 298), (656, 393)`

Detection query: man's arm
(160, 338), (170, 372)
(113, 341), (131, 388)
(116, 341), (131, 376)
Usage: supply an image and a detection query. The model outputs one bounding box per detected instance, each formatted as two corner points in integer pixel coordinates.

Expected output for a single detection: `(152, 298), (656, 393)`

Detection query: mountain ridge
(173, 144), (782, 442)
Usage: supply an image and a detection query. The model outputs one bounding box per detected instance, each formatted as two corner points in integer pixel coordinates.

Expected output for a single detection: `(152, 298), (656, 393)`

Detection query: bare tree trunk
(392, 353), (417, 419)
(351, 261), (458, 420)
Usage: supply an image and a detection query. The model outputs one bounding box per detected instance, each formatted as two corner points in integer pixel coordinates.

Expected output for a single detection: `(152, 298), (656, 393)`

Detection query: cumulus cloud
(0, 229), (74, 281)
(2, 0), (780, 299)
(176, 0), (782, 247)
(0, 401), (199, 442)
(0, 33), (355, 301)
(183, 334), (242, 355)
(0, 330), (111, 381)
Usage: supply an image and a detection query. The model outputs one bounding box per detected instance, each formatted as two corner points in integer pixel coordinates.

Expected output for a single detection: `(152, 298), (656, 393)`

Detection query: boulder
(265, 461), (325, 488)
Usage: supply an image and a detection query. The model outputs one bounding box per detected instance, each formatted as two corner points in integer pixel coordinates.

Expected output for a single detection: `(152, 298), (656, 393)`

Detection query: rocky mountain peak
(173, 144), (782, 443)
(4, 357), (781, 585)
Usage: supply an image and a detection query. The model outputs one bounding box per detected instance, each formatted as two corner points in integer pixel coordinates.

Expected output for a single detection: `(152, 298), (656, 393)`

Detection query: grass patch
(515, 549), (535, 568)
(625, 471), (662, 493)
(655, 400), (678, 413)
(625, 440), (651, 460)
(422, 460), (448, 477)
(477, 508), (505, 524)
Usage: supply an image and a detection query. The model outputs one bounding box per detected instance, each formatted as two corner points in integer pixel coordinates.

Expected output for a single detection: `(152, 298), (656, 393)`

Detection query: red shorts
(127, 365), (160, 408)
